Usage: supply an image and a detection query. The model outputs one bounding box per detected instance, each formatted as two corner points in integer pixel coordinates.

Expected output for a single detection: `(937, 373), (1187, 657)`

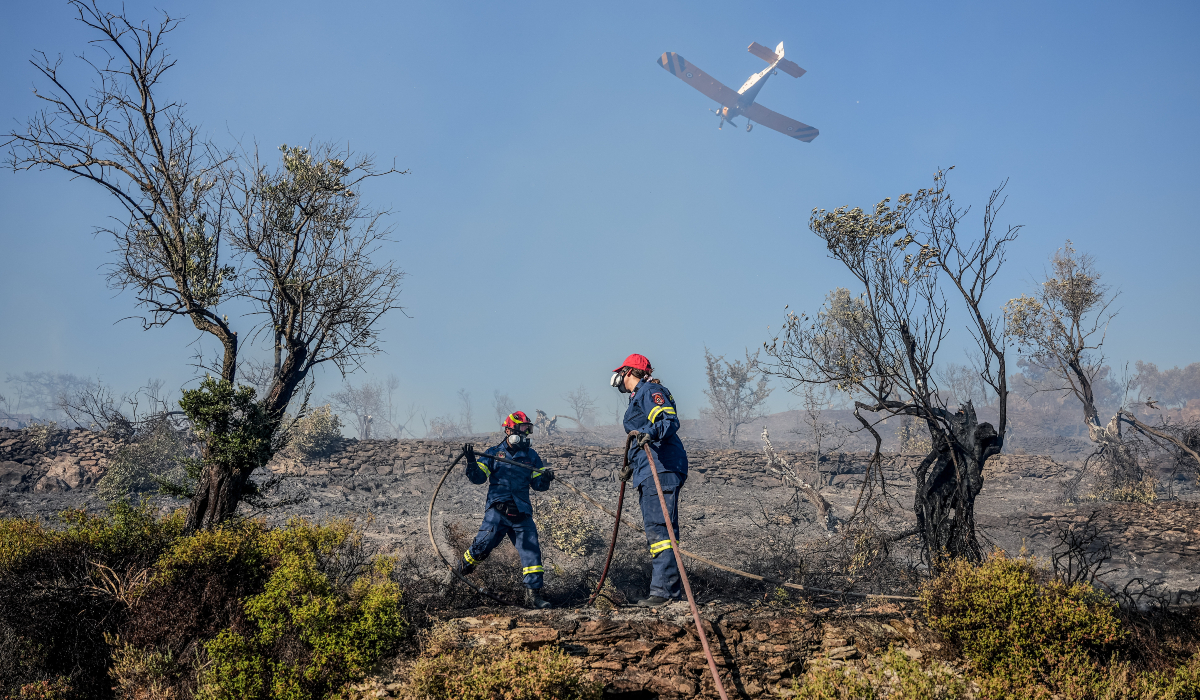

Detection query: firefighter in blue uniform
(453, 411), (554, 609)
(610, 353), (689, 607)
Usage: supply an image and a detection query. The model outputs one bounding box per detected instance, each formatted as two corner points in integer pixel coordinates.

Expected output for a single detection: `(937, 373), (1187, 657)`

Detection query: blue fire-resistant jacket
(623, 381), (688, 487)
(465, 440), (551, 515)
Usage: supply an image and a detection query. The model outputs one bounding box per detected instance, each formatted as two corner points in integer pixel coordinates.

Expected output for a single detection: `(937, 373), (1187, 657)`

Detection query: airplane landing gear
(746, 122), (753, 132)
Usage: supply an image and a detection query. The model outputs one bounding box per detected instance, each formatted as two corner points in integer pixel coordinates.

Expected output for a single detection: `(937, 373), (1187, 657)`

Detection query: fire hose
(426, 440), (921, 696)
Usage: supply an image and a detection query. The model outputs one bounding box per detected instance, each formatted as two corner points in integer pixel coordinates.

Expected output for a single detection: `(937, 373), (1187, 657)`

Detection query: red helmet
(502, 411), (533, 432)
(613, 353), (653, 374)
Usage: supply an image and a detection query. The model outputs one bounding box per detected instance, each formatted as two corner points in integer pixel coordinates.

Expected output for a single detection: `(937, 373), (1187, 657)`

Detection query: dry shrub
(790, 647), (965, 699)
(106, 636), (179, 700)
(395, 643), (601, 700)
(531, 495), (598, 558)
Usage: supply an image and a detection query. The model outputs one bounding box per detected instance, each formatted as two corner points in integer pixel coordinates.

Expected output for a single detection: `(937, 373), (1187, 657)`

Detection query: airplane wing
(747, 42), (807, 78)
(657, 52), (741, 110)
(742, 103), (819, 142)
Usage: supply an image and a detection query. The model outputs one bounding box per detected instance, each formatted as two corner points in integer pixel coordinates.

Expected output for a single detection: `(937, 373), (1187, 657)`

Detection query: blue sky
(2, 0), (1198, 429)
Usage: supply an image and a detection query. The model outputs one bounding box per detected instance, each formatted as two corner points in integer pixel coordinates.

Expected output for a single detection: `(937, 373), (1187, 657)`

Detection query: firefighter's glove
(634, 432), (653, 447)
(542, 469), (556, 483)
(463, 443), (476, 468)
(618, 464), (633, 482)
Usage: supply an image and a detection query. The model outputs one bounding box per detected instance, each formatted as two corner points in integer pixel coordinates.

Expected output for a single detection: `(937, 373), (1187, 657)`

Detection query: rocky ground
(345, 600), (946, 699)
(4, 426), (1199, 596)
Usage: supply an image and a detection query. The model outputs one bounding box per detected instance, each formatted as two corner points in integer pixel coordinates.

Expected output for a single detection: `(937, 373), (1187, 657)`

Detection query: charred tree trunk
(914, 402), (999, 565)
(184, 462), (252, 531)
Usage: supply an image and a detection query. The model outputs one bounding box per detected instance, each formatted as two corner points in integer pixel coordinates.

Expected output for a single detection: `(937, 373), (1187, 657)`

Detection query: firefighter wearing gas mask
(611, 353), (689, 607)
(455, 411), (554, 609)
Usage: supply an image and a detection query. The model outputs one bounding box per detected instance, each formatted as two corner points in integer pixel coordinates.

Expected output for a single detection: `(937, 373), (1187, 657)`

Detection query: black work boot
(636, 595), (672, 608)
(525, 588), (552, 609)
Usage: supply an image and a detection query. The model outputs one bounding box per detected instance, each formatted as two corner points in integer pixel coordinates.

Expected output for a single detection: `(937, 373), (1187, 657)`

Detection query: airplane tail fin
(747, 41), (808, 78)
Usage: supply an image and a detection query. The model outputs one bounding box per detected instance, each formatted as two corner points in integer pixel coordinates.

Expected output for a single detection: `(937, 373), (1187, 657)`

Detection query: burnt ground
(5, 432), (1200, 602)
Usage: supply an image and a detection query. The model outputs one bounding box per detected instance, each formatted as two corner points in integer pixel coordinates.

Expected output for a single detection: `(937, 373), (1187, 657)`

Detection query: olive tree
(1004, 242), (1200, 496)
(765, 169), (1017, 565)
(6, 1), (405, 530)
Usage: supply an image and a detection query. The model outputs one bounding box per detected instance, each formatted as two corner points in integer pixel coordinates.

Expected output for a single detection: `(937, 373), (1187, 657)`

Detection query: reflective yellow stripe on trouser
(647, 405), (677, 423)
(649, 539), (673, 557)
(522, 565), (545, 575)
(464, 550), (478, 565)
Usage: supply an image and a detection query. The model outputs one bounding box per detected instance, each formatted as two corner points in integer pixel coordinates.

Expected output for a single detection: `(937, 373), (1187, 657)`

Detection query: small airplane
(657, 42), (818, 142)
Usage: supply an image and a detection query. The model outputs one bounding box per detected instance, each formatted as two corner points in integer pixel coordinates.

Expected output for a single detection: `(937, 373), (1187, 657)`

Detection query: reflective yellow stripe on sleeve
(522, 565), (544, 575)
(649, 539), (673, 556)
(476, 461), (491, 477)
(464, 550), (478, 565)
(647, 406), (677, 423)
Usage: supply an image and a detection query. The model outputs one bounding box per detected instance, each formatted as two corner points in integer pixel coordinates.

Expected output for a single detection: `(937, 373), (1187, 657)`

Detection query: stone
(590, 468), (610, 480)
(515, 627), (559, 649)
(0, 461), (30, 489)
(589, 660), (624, 671)
(34, 475), (69, 493)
(615, 639), (662, 656)
(46, 455), (87, 489)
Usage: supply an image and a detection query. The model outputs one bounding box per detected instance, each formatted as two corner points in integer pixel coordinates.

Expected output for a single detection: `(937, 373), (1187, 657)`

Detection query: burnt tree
(6, 2), (405, 531)
(765, 169), (1018, 565)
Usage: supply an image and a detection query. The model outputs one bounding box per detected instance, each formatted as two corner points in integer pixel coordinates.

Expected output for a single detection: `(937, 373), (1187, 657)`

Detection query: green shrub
(2, 507), (405, 700)
(285, 404), (343, 458)
(195, 518), (407, 700)
(0, 501), (185, 699)
(922, 552), (1125, 678)
(97, 418), (193, 501)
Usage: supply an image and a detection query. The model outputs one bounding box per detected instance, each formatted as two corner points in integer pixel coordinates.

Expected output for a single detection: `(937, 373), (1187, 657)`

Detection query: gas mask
(506, 430), (531, 451)
(610, 370), (631, 394)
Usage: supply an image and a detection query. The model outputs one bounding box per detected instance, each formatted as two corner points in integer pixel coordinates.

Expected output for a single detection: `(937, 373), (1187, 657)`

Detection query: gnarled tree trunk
(914, 403), (1000, 564)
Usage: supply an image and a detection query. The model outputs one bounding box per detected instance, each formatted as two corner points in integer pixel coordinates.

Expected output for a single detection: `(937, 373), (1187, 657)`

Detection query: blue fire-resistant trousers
(638, 471), (686, 599)
(463, 506), (545, 589)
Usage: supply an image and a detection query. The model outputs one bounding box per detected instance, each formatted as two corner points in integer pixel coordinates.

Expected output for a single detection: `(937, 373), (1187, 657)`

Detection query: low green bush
(921, 552), (1200, 699)
(196, 519), (407, 700)
(0, 506), (406, 700)
(922, 552), (1125, 677)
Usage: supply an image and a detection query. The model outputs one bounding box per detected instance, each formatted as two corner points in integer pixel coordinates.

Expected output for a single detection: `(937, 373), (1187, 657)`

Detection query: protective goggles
(508, 422), (533, 435)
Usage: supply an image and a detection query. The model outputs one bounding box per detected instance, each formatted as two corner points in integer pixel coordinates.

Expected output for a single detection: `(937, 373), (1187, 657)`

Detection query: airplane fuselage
(718, 61), (777, 125)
